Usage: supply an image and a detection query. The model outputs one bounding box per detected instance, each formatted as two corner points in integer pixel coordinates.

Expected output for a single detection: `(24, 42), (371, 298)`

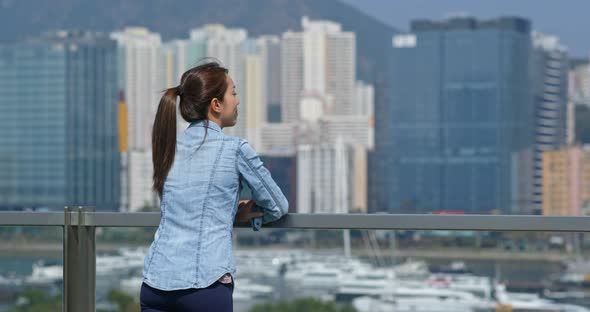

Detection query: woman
(140, 61), (289, 312)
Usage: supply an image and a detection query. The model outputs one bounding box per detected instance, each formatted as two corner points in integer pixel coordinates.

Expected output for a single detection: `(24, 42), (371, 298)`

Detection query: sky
(341, 0), (589, 58)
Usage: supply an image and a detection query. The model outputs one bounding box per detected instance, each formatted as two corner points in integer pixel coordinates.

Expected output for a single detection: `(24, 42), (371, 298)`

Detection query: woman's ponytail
(152, 87), (179, 197)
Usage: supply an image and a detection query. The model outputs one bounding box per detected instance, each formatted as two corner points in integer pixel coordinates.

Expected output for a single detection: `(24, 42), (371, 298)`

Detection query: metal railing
(2, 207), (590, 311)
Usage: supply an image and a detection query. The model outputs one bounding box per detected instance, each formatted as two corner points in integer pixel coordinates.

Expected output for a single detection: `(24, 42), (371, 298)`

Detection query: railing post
(63, 206), (96, 312)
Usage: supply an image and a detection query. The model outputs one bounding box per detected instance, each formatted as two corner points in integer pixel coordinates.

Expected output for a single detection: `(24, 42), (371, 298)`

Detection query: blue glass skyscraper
(378, 17), (535, 214)
(0, 31), (120, 211)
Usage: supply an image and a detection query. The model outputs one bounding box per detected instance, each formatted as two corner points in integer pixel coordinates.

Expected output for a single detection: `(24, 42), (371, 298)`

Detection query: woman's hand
(234, 200), (263, 224)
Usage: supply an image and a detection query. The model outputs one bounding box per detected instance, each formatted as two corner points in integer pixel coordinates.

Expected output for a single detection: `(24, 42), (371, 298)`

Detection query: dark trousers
(140, 281), (233, 312)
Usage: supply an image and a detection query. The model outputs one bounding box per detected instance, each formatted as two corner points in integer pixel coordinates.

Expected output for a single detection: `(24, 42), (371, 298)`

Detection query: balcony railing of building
(2, 207), (590, 311)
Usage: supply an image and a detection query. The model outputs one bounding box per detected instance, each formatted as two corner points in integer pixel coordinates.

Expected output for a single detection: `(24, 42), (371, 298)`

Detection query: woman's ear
(210, 98), (223, 113)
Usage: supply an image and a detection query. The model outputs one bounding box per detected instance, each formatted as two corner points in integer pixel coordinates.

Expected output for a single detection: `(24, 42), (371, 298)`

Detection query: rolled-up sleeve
(237, 140), (289, 224)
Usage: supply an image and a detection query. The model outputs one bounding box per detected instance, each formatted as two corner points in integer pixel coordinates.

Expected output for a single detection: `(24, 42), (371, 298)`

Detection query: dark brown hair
(152, 62), (229, 197)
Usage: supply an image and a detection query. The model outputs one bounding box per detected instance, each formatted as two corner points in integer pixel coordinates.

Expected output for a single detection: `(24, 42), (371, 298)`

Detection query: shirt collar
(189, 120), (222, 132)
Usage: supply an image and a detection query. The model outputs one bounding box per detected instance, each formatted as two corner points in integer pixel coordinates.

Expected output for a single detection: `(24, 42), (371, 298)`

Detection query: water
(0, 255), (62, 277)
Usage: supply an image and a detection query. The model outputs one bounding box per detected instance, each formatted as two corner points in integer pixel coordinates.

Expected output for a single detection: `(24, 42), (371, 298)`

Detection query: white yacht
(495, 283), (590, 312)
(95, 247), (147, 276)
(336, 267), (397, 301)
(119, 276), (144, 298)
(393, 259), (430, 279)
(352, 287), (496, 312)
(284, 262), (345, 289)
(0, 273), (23, 287)
(96, 254), (134, 276)
(24, 261), (62, 285)
(232, 278), (274, 301)
(427, 273), (493, 300)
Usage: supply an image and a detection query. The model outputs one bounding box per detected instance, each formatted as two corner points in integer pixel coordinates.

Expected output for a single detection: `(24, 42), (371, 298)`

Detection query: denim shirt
(143, 120), (289, 290)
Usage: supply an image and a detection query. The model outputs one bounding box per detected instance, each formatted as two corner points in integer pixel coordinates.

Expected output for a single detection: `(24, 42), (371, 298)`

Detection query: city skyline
(0, 14), (589, 216)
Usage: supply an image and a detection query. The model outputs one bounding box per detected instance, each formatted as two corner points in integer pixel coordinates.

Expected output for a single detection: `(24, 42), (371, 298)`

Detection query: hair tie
(176, 85), (184, 97)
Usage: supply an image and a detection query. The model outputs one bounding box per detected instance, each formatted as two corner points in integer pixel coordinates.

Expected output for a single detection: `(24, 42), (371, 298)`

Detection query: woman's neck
(206, 114), (224, 129)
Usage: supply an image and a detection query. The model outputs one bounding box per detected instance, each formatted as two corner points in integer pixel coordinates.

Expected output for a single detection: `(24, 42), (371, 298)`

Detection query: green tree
(105, 289), (141, 312)
(7, 288), (61, 312)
